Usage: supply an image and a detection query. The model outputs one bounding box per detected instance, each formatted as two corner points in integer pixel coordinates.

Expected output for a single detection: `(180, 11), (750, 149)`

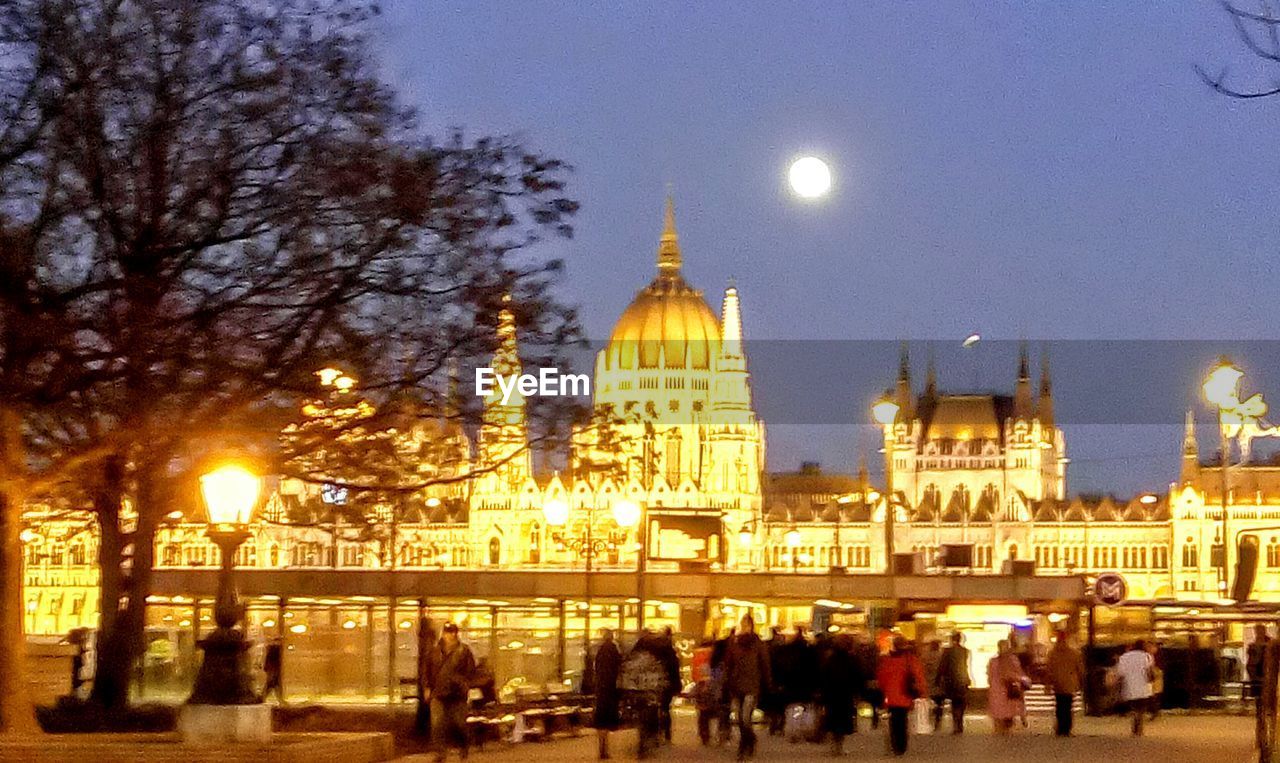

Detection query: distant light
(425, 497), (442, 508)
(1014, 618), (1034, 628)
(1203, 357), (1242, 409)
(399, 619), (413, 630)
(1140, 494), (1158, 505)
(962, 333), (981, 348)
(785, 529), (802, 548)
(872, 397), (900, 427)
(289, 623), (307, 634)
(542, 498), (570, 526)
(166, 510), (184, 520)
(1047, 613), (1067, 624)
(263, 619), (276, 628)
(611, 499), (642, 529)
(788, 157), (832, 199)
(342, 619), (357, 630)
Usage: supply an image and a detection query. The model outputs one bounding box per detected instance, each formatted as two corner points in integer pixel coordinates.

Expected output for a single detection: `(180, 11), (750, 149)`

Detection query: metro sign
(1092, 572), (1128, 606)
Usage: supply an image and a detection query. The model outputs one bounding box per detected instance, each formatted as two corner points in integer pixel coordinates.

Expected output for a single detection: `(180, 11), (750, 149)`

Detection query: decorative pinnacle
(657, 195), (681, 272)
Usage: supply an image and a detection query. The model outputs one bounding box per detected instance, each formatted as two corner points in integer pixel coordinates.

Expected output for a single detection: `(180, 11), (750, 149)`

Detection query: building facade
(17, 199), (1280, 698)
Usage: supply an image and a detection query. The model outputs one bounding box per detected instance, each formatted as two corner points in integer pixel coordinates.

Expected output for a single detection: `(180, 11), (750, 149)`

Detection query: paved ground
(396, 710), (1259, 762)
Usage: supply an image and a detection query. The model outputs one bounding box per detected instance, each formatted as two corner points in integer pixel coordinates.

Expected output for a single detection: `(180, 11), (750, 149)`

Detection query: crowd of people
(591, 613), (1093, 760)
(410, 615), (1272, 761)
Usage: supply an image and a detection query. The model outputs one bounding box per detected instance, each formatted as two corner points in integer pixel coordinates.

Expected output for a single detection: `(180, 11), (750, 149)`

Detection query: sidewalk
(395, 710), (1258, 762)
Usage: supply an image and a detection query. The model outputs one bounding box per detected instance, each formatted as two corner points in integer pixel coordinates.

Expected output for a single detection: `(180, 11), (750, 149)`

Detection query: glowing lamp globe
(542, 498), (570, 527)
(200, 465), (260, 527)
(872, 397), (900, 427)
(612, 499), (642, 528)
(738, 526), (753, 547)
(1203, 358), (1243, 408)
(785, 529), (802, 548)
(788, 156), (831, 199)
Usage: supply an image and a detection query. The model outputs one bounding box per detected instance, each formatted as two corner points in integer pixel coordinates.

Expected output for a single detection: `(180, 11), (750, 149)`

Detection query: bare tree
(0, 0), (579, 726)
(1198, 1), (1280, 97)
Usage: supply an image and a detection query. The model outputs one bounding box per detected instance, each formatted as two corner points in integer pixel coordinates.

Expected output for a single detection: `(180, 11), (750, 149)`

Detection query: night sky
(374, 3), (1280, 496)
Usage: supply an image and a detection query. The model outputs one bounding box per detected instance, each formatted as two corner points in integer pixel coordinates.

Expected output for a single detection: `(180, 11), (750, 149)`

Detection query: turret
(1036, 348), (1054, 432)
(1181, 409), (1199, 483)
(895, 342), (914, 423)
(1014, 340), (1033, 420)
(479, 298), (531, 483)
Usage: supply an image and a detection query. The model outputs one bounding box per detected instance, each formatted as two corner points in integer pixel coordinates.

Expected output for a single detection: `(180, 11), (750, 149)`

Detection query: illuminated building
(15, 198), (1272, 698)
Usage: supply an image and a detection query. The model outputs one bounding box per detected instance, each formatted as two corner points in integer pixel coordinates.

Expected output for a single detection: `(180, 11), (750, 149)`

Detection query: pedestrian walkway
(393, 709), (1256, 762)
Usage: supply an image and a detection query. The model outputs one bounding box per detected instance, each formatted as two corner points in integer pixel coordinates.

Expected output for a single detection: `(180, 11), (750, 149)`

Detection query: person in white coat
(1115, 640), (1154, 736)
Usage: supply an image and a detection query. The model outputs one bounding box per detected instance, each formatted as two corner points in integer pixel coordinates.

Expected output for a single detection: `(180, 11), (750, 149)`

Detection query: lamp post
(611, 499), (646, 633)
(872, 394), (901, 575)
(1204, 357), (1243, 598)
(188, 464), (261, 705)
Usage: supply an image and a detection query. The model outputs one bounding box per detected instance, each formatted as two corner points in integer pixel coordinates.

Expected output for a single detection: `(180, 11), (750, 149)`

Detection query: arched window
(1182, 541), (1198, 568)
(268, 543), (280, 567)
(1007, 543), (1018, 561)
(488, 537), (501, 566)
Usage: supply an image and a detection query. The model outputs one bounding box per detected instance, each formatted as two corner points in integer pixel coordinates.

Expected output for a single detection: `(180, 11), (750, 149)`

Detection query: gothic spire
(657, 195), (682, 273)
(1181, 409), (1200, 483)
(895, 341), (913, 421)
(1037, 346), (1054, 430)
(1014, 340), (1033, 419)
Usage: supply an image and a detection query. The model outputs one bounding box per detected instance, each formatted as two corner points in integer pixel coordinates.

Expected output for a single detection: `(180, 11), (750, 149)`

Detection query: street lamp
(612, 499), (647, 632)
(188, 464), (261, 705)
(872, 393), (901, 575)
(1204, 357), (1242, 598)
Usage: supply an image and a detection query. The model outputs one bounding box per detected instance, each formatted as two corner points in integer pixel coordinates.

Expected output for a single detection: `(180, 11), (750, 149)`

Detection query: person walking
(593, 628), (623, 760)
(724, 614), (772, 761)
(1116, 639), (1154, 737)
(877, 635), (926, 757)
(654, 626), (681, 744)
(425, 623), (476, 762)
(936, 633), (971, 734)
(919, 639), (943, 732)
(1046, 632), (1085, 737)
(262, 637), (284, 704)
(819, 633), (860, 756)
(986, 640), (1028, 735)
(854, 632), (883, 731)
(1248, 625), (1270, 702)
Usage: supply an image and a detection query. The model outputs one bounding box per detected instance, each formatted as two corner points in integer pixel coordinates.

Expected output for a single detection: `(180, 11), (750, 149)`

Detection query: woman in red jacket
(876, 635), (927, 757)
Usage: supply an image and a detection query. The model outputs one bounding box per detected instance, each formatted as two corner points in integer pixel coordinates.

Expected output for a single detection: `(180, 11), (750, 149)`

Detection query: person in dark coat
(724, 614), (772, 761)
(820, 633), (861, 756)
(655, 626), (681, 743)
(425, 623), (476, 761)
(593, 628), (623, 760)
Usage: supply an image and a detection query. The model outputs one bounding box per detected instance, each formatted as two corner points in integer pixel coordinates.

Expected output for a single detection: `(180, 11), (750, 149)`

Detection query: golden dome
(604, 198), (721, 371)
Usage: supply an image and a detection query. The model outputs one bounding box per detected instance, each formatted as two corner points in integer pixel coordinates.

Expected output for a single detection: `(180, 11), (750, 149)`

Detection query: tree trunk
(0, 405), (38, 735)
(92, 459), (162, 712)
(88, 456), (126, 709)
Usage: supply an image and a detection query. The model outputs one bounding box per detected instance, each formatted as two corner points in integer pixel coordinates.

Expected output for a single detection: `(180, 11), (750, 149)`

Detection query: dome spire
(657, 194), (682, 273)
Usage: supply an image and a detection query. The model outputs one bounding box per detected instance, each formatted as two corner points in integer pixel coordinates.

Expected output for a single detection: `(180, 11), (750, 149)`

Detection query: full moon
(788, 156), (831, 199)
